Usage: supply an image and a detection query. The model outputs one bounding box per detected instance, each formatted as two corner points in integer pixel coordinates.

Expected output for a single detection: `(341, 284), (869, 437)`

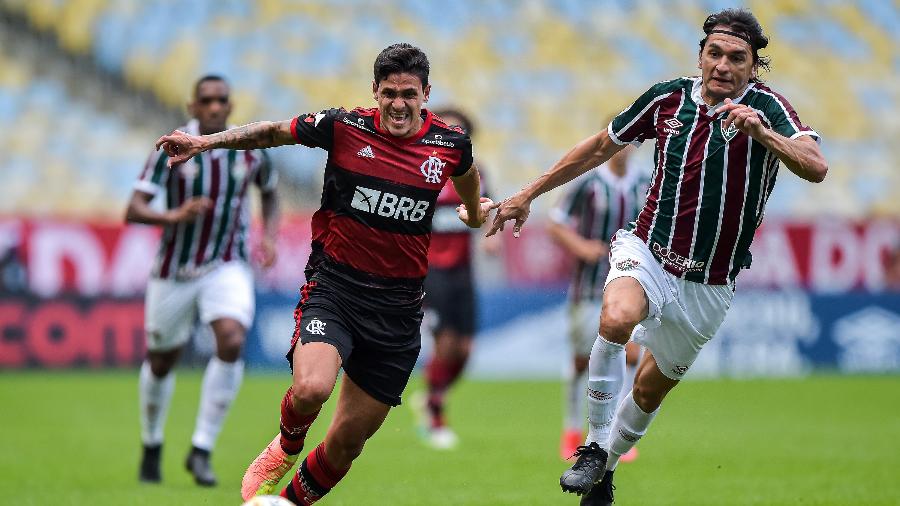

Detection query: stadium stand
(0, 0), (897, 218)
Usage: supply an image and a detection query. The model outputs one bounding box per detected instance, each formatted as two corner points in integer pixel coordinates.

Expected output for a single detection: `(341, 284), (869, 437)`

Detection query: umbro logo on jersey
(357, 145), (375, 159)
(663, 118), (683, 135)
(351, 185), (429, 222)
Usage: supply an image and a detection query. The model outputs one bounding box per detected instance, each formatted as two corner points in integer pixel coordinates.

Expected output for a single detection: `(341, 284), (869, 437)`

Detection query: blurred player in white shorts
(126, 74), (279, 487)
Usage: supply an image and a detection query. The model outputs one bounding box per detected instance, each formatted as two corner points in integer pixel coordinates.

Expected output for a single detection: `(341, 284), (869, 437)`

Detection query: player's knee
(147, 353), (176, 377)
(291, 377), (332, 409)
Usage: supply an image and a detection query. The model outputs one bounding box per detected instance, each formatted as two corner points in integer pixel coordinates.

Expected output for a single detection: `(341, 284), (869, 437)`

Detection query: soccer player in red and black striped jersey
(127, 75), (280, 487)
(155, 44), (492, 505)
(489, 9), (827, 505)
(417, 107), (501, 450)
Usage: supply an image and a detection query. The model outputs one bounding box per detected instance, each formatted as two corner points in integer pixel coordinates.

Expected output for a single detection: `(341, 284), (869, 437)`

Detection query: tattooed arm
(155, 120), (295, 167)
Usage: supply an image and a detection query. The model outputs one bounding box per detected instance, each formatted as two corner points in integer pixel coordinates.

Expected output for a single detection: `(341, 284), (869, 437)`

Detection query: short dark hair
(432, 107), (475, 137)
(193, 74), (229, 98)
(373, 43), (430, 88)
(700, 8), (771, 77)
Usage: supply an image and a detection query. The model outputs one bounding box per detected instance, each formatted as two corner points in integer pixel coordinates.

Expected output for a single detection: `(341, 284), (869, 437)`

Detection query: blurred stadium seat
(0, 0), (897, 218)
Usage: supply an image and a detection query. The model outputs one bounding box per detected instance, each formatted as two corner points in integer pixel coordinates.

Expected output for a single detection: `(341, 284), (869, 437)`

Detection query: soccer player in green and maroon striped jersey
(126, 75), (279, 488)
(488, 8), (827, 505)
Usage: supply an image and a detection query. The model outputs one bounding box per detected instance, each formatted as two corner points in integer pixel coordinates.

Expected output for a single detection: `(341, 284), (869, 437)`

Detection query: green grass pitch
(1, 371), (897, 505)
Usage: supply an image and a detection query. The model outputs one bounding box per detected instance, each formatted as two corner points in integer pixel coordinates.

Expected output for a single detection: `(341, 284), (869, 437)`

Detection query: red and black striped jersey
(136, 119), (276, 280)
(609, 77), (819, 285)
(291, 107), (473, 307)
(427, 168), (490, 270)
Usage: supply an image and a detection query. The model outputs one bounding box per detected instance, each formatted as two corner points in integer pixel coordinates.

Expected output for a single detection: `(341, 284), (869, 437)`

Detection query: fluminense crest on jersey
(720, 121), (738, 141)
(420, 152), (445, 184)
(357, 145), (375, 159)
(306, 318), (326, 336)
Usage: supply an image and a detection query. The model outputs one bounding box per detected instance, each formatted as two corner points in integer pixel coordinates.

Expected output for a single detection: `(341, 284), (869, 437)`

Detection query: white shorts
(605, 230), (733, 379)
(144, 261), (255, 352)
(568, 299), (602, 358)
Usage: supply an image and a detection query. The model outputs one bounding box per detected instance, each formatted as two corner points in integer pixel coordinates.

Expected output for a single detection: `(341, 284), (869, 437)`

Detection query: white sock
(191, 357), (244, 451)
(606, 391), (658, 470)
(563, 364), (588, 431)
(621, 363), (637, 402)
(139, 360), (176, 446)
(585, 335), (625, 448)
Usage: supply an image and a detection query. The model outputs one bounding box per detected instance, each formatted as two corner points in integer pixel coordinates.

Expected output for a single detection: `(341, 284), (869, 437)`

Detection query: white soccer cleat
(428, 426), (459, 450)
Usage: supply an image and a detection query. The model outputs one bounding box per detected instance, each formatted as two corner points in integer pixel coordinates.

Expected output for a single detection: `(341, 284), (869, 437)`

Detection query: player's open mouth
(389, 112), (409, 126)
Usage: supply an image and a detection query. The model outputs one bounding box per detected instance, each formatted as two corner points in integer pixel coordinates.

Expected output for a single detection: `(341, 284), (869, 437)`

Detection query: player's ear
(372, 80), (378, 100)
(423, 84), (431, 103)
(186, 100), (196, 118)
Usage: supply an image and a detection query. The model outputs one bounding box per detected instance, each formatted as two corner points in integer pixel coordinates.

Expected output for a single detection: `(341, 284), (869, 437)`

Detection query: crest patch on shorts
(615, 258), (641, 271)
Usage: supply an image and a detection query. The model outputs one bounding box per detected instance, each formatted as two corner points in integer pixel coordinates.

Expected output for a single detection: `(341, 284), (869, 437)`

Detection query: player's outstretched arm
(716, 98), (827, 183)
(486, 129), (624, 238)
(155, 120), (297, 167)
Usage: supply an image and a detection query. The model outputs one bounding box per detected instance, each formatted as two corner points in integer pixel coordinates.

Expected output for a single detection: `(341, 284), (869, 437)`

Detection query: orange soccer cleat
(560, 429), (584, 460)
(241, 434), (300, 500)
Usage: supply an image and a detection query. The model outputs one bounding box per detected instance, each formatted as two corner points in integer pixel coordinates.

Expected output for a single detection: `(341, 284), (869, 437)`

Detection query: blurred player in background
(126, 74), (279, 487)
(489, 8), (827, 505)
(155, 44), (493, 505)
(417, 107), (501, 450)
(547, 145), (647, 460)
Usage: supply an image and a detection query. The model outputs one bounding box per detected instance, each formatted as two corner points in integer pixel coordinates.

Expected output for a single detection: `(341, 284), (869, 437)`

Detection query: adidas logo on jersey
(357, 145), (375, 158)
(351, 185), (429, 222)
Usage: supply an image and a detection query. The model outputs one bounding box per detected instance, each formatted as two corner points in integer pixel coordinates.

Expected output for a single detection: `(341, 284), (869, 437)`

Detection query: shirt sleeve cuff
(791, 130), (821, 145)
(133, 180), (160, 195)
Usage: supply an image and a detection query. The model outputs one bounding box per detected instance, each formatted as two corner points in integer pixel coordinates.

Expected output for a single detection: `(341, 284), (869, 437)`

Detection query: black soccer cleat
(139, 444), (162, 483)
(580, 470), (615, 506)
(185, 446), (218, 487)
(560, 442), (608, 496)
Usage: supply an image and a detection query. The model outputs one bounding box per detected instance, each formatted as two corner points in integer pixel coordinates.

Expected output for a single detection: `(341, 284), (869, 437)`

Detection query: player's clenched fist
(456, 197), (494, 228)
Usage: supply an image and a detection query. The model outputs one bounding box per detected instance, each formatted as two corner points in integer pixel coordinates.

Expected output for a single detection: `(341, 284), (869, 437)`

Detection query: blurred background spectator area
(0, 0), (898, 220)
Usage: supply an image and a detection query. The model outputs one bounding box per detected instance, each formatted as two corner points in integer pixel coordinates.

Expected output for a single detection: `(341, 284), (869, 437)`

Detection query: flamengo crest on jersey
(420, 152), (445, 184)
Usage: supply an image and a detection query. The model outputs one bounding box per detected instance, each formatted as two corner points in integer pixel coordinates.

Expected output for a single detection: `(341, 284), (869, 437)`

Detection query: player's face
(698, 28), (756, 104)
(190, 80), (232, 134)
(373, 73), (430, 138)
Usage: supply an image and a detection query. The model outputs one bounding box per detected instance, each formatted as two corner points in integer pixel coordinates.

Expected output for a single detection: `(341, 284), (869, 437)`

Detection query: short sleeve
(134, 148), (170, 195)
(757, 90), (821, 144)
(291, 108), (343, 150)
(453, 137), (474, 177)
(608, 79), (680, 146)
(253, 150), (278, 192)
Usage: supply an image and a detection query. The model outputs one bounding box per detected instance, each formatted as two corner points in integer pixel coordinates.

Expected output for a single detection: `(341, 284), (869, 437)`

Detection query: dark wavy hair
(700, 8), (771, 79)
(373, 43), (430, 88)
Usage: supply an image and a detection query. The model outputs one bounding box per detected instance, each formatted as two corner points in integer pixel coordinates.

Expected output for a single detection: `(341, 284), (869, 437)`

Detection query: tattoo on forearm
(209, 122), (280, 149)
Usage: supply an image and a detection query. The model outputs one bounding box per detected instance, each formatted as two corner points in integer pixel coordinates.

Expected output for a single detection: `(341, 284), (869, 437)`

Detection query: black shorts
(287, 280), (422, 407)
(423, 265), (475, 336)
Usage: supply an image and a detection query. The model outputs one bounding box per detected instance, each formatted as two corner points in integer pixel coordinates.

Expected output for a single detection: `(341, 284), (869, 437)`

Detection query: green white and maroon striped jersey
(550, 165), (649, 302)
(135, 120), (277, 280)
(608, 77), (819, 285)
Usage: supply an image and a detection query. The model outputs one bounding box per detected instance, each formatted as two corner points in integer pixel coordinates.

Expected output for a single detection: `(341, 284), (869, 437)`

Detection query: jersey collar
(690, 77), (755, 117)
(373, 108), (433, 144)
